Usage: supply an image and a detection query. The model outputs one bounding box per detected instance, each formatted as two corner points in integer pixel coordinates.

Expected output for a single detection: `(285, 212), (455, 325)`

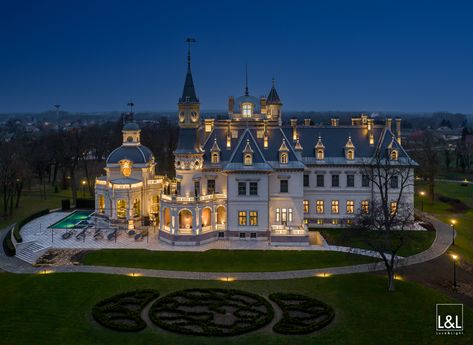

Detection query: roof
(179, 65), (199, 103)
(267, 83), (281, 104)
(234, 94), (261, 113)
(106, 145), (154, 164)
(122, 122), (140, 131)
(175, 128), (203, 154)
(110, 177), (141, 185)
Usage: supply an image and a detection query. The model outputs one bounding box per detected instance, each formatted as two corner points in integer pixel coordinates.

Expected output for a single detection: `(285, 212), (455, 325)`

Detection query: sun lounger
(62, 230), (73, 240)
(107, 230), (117, 241)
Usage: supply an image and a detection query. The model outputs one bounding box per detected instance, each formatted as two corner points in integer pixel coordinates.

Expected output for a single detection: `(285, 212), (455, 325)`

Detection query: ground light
(315, 272), (332, 278)
(450, 219), (457, 246)
(38, 269), (54, 275)
(127, 272), (143, 277)
(450, 254), (459, 289)
(219, 276), (236, 282)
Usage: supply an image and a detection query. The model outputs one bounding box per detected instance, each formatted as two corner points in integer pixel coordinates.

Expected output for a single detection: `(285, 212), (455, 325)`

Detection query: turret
(266, 78), (282, 125)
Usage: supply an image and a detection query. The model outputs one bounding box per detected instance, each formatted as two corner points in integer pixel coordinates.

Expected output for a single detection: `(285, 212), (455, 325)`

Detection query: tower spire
(245, 64), (249, 96)
(179, 38), (198, 103)
(186, 37), (195, 70)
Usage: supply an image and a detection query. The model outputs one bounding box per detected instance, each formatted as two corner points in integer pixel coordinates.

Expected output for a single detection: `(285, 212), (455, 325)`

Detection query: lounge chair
(62, 230), (73, 240)
(107, 230), (117, 241)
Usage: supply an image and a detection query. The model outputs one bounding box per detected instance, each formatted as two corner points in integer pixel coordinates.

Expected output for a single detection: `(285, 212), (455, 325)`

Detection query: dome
(234, 94), (261, 113)
(122, 122), (140, 131)
(106, 145), (154, 164)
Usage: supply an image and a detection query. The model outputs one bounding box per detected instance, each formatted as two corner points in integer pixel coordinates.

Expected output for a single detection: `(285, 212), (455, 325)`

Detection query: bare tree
(411, 129), (439, 202)
(350, 144), (416, 291)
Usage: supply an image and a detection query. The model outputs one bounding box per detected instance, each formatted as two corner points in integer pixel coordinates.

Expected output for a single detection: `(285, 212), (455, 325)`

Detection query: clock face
(120, 160), (132, 177)
(190, 111), (198, 122)
(179, 111), (185, 122)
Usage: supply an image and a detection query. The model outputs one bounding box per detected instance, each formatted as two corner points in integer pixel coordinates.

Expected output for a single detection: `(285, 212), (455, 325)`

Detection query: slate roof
(267, 84), (281, 104)
(106, 145), (154, 164)
(122, 122), (140, 131)
(179, 66), (199, 103)
(175, 128), (203, 154)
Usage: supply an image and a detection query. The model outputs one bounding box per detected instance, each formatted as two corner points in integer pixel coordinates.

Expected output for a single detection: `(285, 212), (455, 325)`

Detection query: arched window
(244, 153), (253, 166)
(346, 150), (354, 160)
(211, 152), (220, 164)
(280, 152), (288, 164)
(317, 149), (324, 160)
(116, 200), (127, 219)
(242, 103), (252, 117)
(98, 195), (105, 213)
(133, 199), (140, 218)
(390, 150), (398, 160)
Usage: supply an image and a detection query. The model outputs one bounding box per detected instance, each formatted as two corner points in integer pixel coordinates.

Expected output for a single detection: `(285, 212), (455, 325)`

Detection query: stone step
(15, 242), (49, 264)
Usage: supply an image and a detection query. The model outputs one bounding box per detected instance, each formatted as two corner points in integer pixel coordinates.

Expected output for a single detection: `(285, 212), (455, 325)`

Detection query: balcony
(271, 224), (307, 236)
(160, 193), (226, 204)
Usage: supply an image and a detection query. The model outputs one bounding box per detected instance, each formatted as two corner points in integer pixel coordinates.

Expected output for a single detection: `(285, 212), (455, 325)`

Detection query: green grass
(0, 187), (71, 230)
(416, 180), (473, 263)
(317, 228), (436, 257)
(81, 249), (378, 272)
(0, 272), (471, 345)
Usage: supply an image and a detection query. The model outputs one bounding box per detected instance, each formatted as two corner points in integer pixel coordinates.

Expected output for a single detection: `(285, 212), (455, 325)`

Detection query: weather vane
(186, 37), (196, 66)
(127, 100), (134, 113)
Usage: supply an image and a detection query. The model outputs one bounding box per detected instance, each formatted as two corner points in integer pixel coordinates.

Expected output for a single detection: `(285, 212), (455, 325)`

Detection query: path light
(394, 274), (403, 281)
(450, 219), (457, 246)
(38, 269), (54, 275)
(219, 276), (236, 282)
(127, 272), (143, 277)
(450, 254), (459, 289)
(419, 191), (426, 211)
(315, 272), (332, 278)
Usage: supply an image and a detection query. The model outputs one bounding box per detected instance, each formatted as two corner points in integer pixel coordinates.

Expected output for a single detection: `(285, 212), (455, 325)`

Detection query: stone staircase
(15, 241), (50, 264)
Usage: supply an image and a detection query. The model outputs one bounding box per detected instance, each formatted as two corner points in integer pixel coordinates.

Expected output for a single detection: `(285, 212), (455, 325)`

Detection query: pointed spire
(294, 138), (303, 151)
(279, 138), (289, 152)
(243, 138), (254, 153)
(267, 77), (282, 104)
(179, 38), (198, 103)
(211, 137), (221, 152)
(245, 64), (249, 96)
(315, 136), (325, 148)
(345, 135), (355, 148)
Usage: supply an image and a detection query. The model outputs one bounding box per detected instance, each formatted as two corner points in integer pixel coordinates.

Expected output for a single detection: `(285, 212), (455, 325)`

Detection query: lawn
(0, 272), (471, 345)
(0, 186), (72, 230)
(415, 180), (473, 263)
(81, 249), (378, 272)
(317, 228), (436, 257)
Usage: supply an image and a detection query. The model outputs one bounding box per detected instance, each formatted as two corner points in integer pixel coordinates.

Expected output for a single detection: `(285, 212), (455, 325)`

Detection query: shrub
(2, 229), (16, 256)
(438, 195), (469, 213)
(149, 288), (274, 336)
(76, 198), (95, 209)
(269, 293), (335, 335)
(13, 209), (50, 243)
(92, 289), (160, 332)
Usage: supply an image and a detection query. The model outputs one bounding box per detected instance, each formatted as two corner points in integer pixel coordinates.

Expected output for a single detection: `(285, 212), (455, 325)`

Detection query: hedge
(13, 209), (50, 243)
(75, 198), (95, 209)
(92, 289), (160, 332)
(148, 288), (274, 336)
(2, 228), (16, 256)
(269, 293), (335, 335)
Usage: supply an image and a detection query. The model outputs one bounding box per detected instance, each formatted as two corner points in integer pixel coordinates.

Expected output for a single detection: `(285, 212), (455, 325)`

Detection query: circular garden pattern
(148, 288), (274, 336)
(269, 293), (335, 334)
(92, 289), (160, 332)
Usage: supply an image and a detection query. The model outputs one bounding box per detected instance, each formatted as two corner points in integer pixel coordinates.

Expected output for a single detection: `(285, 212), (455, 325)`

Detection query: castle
(95, 48), (415, 246)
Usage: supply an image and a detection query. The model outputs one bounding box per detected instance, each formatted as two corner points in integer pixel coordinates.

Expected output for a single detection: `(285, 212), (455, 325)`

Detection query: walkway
(0, 214), (453, 280)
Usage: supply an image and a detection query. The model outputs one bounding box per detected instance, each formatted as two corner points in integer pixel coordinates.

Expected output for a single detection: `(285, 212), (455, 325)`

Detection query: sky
(0, 0), (472, 113)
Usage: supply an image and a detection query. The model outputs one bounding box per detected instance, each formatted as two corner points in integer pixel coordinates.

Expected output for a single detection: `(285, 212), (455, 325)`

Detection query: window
(238, 182), (246, 195)
(316, 200), (324, 214)
(390, 176), (399, 189)
(276, 208), (293, 223)
(362, 174), (370, 187)
(207, 179), (215, 194)
(218, 232), (225, 238)
(280, 152), (288, 164)
(303, 174), (309, 187)
(332, 218), (339, 225)
(331, 200), (339, 214)
(194, 181), (200, 197)
(249, 182), (258, 195)
(257, 130), (264, 138)
(239, 232), (246, 238)
(346, 149), (354, 160)
(232, 130), (238, 138)
(390, 201), (397, 215)
(317, 149), (324, 160)
(238, 211), (247, 225)
(276, 208), (281, 222)
(288, 208), (293, 222)
(250, 232), (257, 238)
(347, 174), (355, 187)
(303, 200), (309, 213)
(346, 200), (354, 214)
(98, 195), (105, 213)
(317, 174), (324, 187)
(280, 179), (288, 193)
(249, 211), (258, 226)
(332, 174), (339, 187)
(211, 152), (219, 164)
(244, 153), (253, 166)
(317, 219), (323, 225)
(133, 199), (140, 218)
(390, 150), (398, 160)
(151, 195), (159, 213)
(242, 103), (252, 117)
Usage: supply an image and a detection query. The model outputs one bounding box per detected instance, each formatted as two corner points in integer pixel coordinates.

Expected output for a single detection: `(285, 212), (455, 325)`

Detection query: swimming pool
(48, 210), (94, 229)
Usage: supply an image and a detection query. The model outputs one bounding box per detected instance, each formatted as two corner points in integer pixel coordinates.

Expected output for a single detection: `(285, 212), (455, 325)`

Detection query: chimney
(228, 96), (234, 114)
(396, 118), (402, 144)
(386, 117), (392, 130)
(290, 118), (298, 140)
(331, 118), (339, 127)
(304, 118), (311, 126)
(368, 118), (374, 145)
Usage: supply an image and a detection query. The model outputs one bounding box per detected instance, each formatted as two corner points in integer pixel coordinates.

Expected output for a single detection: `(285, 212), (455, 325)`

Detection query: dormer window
(346, 150), (354, 160)
(344, 136), (355, 160)
(390, 149), (398, 160)
(317, 149), (324, 160)
(280, 152), (288, 164)
(211, 152), (220, 164)
(315, 136), (325, 160)
(244, 153), (253, 165)
(242, 103), (252, 117)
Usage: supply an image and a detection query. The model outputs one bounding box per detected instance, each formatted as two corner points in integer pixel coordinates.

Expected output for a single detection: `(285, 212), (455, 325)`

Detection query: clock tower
(178, 38), (200, 129)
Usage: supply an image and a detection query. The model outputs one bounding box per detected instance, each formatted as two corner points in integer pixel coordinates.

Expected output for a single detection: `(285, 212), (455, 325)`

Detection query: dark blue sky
(1, 0), (472, 113)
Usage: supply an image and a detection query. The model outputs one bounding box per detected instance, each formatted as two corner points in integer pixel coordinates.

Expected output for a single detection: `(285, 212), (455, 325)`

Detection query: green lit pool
(48, 210), (93, 229)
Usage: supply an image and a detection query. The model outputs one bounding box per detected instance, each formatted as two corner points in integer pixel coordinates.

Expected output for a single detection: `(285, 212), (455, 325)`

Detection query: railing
(178, 228), (193, 235)
(201, 225), (213, 233)
(160, 193), (227, 204)
(215, 224), (226, 231)
(271, 224), (307, 236)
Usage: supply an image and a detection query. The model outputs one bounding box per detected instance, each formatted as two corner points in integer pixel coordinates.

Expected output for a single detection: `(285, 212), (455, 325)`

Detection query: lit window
(276, 208), (293, 223)
(151, 195), (159, 214)
(288, 208), (293, 222)
(331, 200), (339, 214)
(244, 153), (253, 166)
(317, 219), (323, 225)
(280, 152), (288, 164)
(211, 152), (220, 164)
(238, 211), (247, 225)
(117, 200), (126, 219)
(133, 199), (140, 218)
(249, 211), (258, 226)
(232, 130), (238, 138)
(390, 201), (397, 215)
(361, 200), (369, 213)
(317, 149), (324, 160)
(276, 208), (280, 222)
(391, 150), (398, 160)
(332, 218), (338, 225)
(346, 150), (354, 160)
(316, 200), (324, 214)
(346, 200), (354, 214)
(257, 130), (264, 138)
(242, 103), (252, 117)
(98, 195), (105, 213)
(303, 200), (309, 213)
(205, 123), (213, 132)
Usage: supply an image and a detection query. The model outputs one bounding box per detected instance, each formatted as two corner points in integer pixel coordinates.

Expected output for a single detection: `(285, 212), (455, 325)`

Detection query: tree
(411, 130), (439, 202)
(350, 144), (415, 291)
